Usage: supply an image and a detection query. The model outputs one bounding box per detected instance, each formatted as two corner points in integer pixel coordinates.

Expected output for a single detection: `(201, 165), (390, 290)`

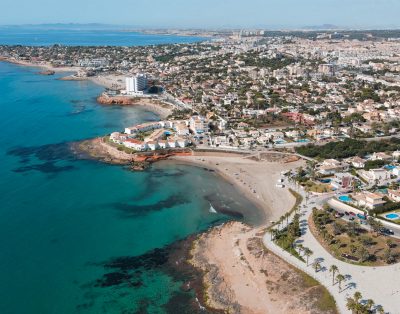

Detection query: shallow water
(0, 61), (262, 314)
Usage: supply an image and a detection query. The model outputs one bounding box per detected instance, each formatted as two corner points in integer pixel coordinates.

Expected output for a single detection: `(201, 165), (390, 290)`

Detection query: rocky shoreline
(71, 137), (193, 171)
(97, 94), (174, 118)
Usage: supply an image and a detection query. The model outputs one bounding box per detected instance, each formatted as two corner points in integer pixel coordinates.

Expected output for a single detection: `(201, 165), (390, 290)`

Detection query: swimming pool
(385, 213), (400, 220)
(320, 178), (331, 183)
(296, 139), (310, 143)
(339, 195), (352, 202)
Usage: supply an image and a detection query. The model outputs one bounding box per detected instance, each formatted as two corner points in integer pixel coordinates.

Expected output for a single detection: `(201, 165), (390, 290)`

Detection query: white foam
(209, 203), (218, 213)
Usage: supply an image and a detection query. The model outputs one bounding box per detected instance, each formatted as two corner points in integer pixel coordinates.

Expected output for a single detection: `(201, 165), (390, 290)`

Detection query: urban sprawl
(4, 29), (400, 313)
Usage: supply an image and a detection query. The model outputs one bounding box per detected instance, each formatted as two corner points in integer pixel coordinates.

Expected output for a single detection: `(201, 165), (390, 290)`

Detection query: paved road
(263, 183), (400, 314)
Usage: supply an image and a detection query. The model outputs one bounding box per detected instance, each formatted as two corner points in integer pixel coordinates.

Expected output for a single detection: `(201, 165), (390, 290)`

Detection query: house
(358, 168), (390, 185)
(393, 151), (400, 160)
(352, 191), (386, 209)
(331, 173), (354, 190)
(176, 138), (188, 148)
(123, 139), (146, 151)
(189, 115), (209, 134)
(317, 159), (349, 175)
(348, 156), (366, 169)
(174, 123), (190, 136)
(391, 167), (400, 177)
(110, 132), (127, 144)
(158, 140), (167, 149)
(167, 140), (176, 148)
(388, 189), (400, 202)
(147, 141), (158, 151)
(371, 152), (392, 161)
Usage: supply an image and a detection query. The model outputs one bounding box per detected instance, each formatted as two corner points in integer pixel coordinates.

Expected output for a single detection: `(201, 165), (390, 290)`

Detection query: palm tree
(304, 248), (313, 266)
(297, 244), (304, 256)
(336, 274), (345, 292)
(279, 215), (285, 228)
(353, 291), (362, 304)
(366, 299), (375, 312)
(313, 261), (321, 273)
(346, 297), (356, 313)
(329, 265), (338, 285)
(376, 305), (385, 314)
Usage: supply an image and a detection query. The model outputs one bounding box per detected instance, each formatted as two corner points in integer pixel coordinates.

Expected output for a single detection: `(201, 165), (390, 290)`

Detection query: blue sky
(1, 0), (400, 28)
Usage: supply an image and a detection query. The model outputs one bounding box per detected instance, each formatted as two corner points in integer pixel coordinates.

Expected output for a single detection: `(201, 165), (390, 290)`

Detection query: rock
(38, 70), (55, 75)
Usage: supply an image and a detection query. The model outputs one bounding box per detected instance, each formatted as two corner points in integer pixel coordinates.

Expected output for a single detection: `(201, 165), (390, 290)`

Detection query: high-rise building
(126, 74), (148, 95)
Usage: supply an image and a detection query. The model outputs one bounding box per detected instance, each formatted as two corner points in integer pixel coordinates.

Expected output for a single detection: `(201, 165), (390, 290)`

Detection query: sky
(1, 0), (400, 29)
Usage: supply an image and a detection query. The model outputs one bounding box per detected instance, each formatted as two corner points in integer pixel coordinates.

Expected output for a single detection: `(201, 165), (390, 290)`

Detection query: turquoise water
(338, 195), (352, 202)
(0, 62), (263, 314)
(386, 213), (399, 219)
(0, 28), (206, 46)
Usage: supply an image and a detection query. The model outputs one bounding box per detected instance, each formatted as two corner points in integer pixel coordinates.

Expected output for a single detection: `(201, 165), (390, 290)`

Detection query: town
(3, 28), (400, 313)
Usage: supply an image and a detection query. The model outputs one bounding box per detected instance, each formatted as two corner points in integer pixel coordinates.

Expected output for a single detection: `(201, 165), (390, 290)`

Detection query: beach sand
(171, 152), (305, 223)
(170, 153), (338, 313)
(191, 221), (337, 314)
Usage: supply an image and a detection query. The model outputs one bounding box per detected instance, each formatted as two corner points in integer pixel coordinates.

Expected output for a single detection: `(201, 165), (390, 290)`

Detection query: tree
(353, 291), (362, 304)
(304, 248), (313, 266)
(336, 274), (345, 292)
(297, 243), (304, 256)
(376, 305), (385, 314)
(329, 265), (338, 285)
(366, 299), (375, 312)
(346, 297), (357, 313)
(313, 261), (321, 273)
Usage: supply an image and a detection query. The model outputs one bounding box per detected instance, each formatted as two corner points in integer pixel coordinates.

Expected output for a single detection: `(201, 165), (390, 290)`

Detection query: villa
(371, 152), (392, 161)
(317, 159), (349, 175)
(358, 168), (391, 185)
(347, 156), (366, 169)
(388, 189), (400, 202)
(352, 191), (386, 210)
(330, 173), (354, 190)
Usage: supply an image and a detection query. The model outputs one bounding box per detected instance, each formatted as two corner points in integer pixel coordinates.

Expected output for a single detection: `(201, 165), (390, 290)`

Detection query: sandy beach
(171, 152), (305, 223)
(191, 221), (337, 314)
(168, 152), (339, 313)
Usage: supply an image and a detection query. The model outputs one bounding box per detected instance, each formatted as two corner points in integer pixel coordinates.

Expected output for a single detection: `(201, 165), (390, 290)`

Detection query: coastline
(166, 152), (305, 224)
(189, 221), (338, 314)
(2, 57), (337, 312)
(96, 93), (173, 119)
(0, 58), (173, 118)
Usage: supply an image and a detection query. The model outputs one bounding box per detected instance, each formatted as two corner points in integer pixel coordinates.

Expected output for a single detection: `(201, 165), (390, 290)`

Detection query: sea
(0, 28), (206, 46)
(0, 31), (262, 314)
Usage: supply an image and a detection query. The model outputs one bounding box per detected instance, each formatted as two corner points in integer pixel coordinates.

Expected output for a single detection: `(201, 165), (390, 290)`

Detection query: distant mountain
(302, 24), (341, 30)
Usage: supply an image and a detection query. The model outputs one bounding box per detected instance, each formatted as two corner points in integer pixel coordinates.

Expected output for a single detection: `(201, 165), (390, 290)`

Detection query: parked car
(344, 211), (349, 216)
(357, 213), (366, 220)
(379, 228), (395, 235)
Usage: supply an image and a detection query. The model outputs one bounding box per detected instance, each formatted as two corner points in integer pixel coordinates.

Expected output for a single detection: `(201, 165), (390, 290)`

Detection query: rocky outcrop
(38, 70), (55, 75)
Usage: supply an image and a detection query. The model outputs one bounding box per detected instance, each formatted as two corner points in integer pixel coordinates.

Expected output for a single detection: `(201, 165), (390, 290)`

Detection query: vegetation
(346, 291), (383, 314)
(269, 189), (304, 260)
(273, 213), (302, 258)
(296, 138), (400, 159)
(311, 208), (400, 265)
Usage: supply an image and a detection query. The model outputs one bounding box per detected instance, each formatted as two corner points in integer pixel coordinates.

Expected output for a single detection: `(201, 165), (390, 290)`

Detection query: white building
(189, 116), (209, 135)
(126, 74), (148, 95)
